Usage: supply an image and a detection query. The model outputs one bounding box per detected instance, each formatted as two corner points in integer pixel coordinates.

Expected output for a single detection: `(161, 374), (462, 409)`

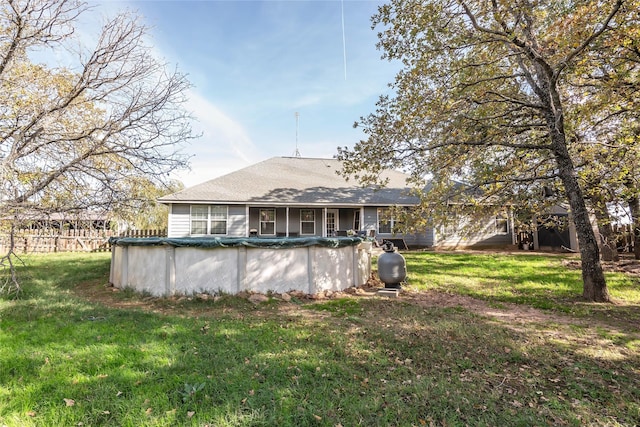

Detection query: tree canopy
(0, 0), (196, 295)
(338, 0), (639, 302)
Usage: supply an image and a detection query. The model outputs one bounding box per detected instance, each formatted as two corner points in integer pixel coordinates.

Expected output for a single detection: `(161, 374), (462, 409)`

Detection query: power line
(341, 0), (347, 80)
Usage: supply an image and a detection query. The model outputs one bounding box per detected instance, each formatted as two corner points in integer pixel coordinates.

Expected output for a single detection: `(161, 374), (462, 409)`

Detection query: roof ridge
(278, 156), (338, 161)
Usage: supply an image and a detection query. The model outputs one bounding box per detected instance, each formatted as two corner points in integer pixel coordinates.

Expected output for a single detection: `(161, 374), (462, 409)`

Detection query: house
(158, 156), (515, 249)
(528, 205), (579, 251)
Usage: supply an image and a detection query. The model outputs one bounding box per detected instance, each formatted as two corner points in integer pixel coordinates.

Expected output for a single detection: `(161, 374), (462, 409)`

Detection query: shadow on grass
(1, 253), (639, 426)
(2, 293), (640, 426)
(0, 294), (640, 426)
(403, 252), (640, 325)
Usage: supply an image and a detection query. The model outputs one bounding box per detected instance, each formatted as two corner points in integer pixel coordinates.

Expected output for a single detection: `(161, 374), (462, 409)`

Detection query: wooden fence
(118, 229), (167, 239)
(613, 224), (637, 253)
(0, 228), (167, 254)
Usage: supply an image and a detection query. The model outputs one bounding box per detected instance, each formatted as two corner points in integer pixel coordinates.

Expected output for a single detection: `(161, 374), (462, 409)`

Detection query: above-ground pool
(109, 236), (372, 297)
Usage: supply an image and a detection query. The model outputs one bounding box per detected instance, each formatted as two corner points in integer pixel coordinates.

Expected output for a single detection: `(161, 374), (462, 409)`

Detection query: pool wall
(109, 238), (372, 296)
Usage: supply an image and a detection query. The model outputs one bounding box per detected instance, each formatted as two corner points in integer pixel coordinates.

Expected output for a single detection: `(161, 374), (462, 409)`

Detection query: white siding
(228, 205), (247, 237)
(169, 204), (247, 237)
(168, 204), (190, 237)
(365, 206), (434, 248)
(402, 230), (435, 247)
(435, 215), (513, 248)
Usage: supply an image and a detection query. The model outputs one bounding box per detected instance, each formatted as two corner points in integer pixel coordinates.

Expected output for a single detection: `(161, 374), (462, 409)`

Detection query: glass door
(326, 209), (339, 237)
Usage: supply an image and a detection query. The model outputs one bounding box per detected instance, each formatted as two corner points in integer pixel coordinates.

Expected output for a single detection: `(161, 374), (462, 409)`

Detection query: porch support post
(245, 206), (250, 237)
(286, 207), (290, 237)
(509, 207), (516, 245)
(323, 208), (327, 237)
(532, 215), (539, 250)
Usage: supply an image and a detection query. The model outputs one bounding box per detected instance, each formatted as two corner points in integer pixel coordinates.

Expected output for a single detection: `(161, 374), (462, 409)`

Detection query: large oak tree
(339, 0), (638, 302)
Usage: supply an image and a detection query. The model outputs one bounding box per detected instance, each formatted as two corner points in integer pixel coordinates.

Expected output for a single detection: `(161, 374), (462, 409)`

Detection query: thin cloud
(76, 0), (400, 186)
(177, 90), (261, 186)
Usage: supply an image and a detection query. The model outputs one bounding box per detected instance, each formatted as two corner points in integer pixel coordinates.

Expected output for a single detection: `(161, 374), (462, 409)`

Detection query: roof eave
(157, 199), (419, 207)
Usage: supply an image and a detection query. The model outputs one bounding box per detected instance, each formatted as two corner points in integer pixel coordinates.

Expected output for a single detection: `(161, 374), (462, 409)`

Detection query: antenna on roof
(294, 112), (301, 157)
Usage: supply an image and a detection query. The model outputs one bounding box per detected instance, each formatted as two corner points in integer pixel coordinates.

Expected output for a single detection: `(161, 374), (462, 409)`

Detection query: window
(444, 213), (463, 237)
(190, 205), (228, 235)
(210, 206), (228, 234)
(495, 214), (509, 234)
(353, 210), (361, 231)
(191, 206), (208, 235)
(260, 209), (276, 235)
(377, 208), (393, 234)
(300, 209), (315, 235)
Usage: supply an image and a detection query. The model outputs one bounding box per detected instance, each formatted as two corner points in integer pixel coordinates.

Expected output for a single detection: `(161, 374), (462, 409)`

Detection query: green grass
(403, 252), (640, 318)
(1, 252), (639, 426)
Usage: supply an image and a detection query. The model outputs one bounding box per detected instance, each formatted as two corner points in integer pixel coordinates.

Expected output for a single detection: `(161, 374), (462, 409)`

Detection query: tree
(339, 0), (638, 302)
(112, 178), (185, 231)
(0, 0), (195, 295)
(569, 8), (640, 259)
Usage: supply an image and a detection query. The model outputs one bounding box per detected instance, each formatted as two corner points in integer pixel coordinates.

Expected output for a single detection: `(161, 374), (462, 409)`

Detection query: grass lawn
(1, 251), (639, 426)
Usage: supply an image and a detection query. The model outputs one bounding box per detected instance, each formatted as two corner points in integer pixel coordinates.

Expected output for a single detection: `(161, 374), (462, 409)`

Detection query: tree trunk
(0, 221), (22, 297)
(556, 163), (609, 302)
(536, 59), (610, 302)
(544, 101), (609, 301)
(629, 195), (640, 260)
(591, 194), (619, 262)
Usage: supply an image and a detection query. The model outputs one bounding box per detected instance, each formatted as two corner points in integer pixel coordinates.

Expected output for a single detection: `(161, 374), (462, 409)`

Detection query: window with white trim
(190, 205), (228, 235)
(495, 214), (509, 234)
(210, 206), (228, 234)
(191, 206), (208, 235)
(377, 208), (394, 234)
(300, 209), (315, 235)
(353, 210), (361, 231)
(260, 209), (276, 235)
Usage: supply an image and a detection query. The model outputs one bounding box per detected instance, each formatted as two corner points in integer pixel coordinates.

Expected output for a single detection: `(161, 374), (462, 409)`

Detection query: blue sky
(85, 0), (399, 187)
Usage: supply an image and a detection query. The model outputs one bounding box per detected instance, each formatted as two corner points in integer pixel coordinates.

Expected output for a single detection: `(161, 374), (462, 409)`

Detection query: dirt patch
(563, 256), (640, 277)
(76, 276), (638, 342)
(74, 280), (173, 314)
(364, 273), (583, 329)
(405, 289), (580, 328)
(75, 254), (640, 341)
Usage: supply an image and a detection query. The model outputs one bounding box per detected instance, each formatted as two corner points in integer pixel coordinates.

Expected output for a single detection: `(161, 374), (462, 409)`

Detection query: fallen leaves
(64, 398), (75, 407)
(200, 322), (210, 334)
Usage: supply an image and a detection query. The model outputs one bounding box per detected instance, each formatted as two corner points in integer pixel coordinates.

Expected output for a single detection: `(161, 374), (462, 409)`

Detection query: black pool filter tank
(377, 241), (407, 289)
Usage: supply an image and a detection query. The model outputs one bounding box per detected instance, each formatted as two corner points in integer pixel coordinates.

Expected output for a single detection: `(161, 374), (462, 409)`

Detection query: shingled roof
(158, 157), (422, 206)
